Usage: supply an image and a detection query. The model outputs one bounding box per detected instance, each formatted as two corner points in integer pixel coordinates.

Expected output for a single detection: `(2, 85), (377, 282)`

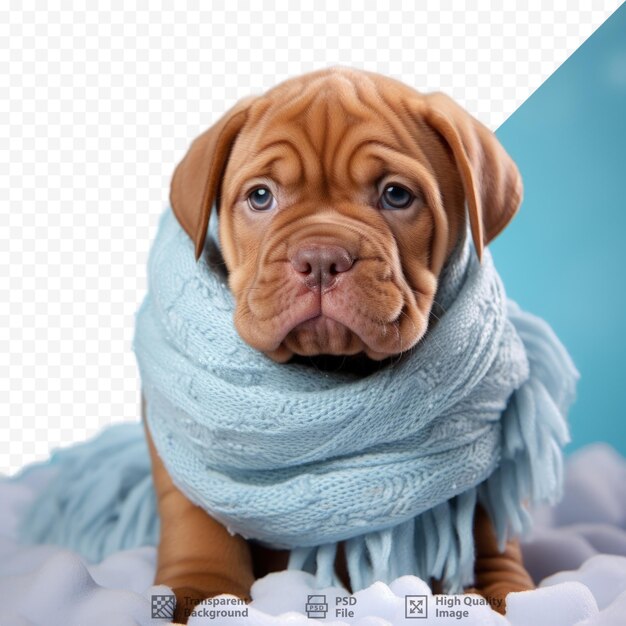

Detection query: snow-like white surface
(1, 443), (626, 626)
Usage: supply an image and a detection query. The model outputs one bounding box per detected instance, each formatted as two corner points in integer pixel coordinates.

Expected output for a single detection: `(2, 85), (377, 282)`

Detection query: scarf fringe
(12, 423), (159, 563)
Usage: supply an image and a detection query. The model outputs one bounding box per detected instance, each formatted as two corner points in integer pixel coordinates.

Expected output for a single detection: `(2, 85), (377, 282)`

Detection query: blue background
(492, 4), (626, 454)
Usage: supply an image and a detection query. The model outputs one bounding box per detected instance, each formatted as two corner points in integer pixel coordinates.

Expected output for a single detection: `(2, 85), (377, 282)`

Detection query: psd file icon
(305, 594), (328, 618)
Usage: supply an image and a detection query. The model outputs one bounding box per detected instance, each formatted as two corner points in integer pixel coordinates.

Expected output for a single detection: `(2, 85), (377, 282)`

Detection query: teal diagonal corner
(492, 4), (626, 454)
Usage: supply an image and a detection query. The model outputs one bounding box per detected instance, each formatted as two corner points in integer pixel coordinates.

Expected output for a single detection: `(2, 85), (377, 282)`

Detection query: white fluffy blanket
(1, 443), (625, 626)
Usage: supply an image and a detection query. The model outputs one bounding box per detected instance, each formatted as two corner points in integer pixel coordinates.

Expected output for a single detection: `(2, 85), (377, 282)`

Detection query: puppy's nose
(290, 244), (354, 291)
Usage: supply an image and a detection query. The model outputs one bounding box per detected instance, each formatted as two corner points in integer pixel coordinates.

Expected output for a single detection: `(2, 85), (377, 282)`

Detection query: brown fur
(147, 67), (532, 624)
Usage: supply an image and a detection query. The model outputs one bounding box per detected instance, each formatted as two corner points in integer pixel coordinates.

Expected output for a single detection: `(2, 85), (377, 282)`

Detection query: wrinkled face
(216, 74), (467, 362)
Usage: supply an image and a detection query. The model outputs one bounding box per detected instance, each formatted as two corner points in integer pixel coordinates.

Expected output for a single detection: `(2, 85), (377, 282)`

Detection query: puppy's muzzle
(290, 244), (354, 292)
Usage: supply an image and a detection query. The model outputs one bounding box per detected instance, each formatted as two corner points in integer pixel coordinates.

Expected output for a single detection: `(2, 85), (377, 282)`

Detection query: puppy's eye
(247, 186), (275, 211)
(379, 184), (413, 210)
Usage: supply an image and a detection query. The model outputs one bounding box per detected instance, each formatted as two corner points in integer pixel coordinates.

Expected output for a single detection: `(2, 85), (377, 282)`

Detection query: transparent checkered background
(0, 1), (621, 476)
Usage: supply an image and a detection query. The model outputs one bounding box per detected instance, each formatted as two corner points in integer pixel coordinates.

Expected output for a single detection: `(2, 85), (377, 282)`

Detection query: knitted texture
(15, 205), (578, 594)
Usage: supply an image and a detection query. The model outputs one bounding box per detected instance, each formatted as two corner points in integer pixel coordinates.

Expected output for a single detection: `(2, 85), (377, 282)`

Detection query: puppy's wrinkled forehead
(224, 72), (433, 202)
(171, 65), (522, 278)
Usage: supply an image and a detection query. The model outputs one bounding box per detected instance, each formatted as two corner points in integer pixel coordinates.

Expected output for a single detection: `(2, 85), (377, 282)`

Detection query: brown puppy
(143, 66), (532, 623)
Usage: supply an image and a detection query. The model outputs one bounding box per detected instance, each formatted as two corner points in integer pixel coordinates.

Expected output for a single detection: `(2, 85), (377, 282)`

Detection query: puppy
(142, 66), (533, 623)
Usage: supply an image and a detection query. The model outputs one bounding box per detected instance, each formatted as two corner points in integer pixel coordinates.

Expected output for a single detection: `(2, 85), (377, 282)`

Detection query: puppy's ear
(170, 96), (256, 260)
(417, 92), (523, 261)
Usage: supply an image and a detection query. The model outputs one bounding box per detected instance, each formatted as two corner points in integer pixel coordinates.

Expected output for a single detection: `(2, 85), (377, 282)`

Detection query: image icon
(405, 594), (428, 618)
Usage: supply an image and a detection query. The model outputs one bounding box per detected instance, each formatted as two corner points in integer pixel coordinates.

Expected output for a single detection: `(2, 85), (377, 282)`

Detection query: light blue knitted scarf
(16, 206), (578, 594)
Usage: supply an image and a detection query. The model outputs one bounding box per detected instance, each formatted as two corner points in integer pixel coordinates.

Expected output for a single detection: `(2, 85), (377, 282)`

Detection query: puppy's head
(170, 67), (522, 363)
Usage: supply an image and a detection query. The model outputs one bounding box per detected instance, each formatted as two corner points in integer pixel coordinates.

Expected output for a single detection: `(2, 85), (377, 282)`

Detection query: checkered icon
(151, 594), (176, 619)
